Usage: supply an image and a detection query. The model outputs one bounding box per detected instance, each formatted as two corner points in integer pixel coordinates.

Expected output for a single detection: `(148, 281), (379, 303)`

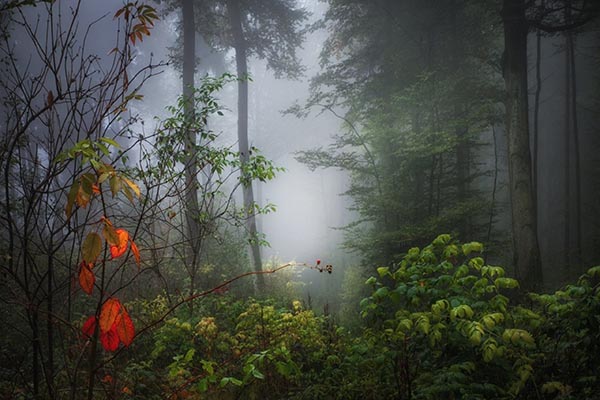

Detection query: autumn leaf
(99, 298), (121, 333)
(100, 324), (119, 352)
(82, 316), (97, 338)
(115, 309), (135, 347)
(103, 224), (120, 246)
(78, 261), (95, 295)
(66, 181), (79, 219)
(82, 232), (102, 264)
(110, 229), (129, 259)
(130, 241), (140, 266)
(122, 177), (141, 198)
(109, 175), (121, 197)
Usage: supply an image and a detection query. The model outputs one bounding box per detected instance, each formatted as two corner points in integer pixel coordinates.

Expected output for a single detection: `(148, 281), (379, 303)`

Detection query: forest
(0, 0), (599, 399)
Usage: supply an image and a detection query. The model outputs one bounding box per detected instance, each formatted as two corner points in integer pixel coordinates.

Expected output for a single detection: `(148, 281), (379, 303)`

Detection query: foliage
(123, 296), (335, 399)
(295, 0), (504, 267)
(529, 267), (600, 398)
(358, 234), (536, 399)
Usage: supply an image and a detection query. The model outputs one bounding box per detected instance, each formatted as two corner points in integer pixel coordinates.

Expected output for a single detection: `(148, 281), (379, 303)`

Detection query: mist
(2, 0), (600, 398)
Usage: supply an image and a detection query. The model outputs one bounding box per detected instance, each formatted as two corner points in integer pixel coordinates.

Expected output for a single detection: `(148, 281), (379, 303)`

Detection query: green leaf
(252, 368), (265, 380)
(432, 234), (451, 245)
(109, 175), (121, 197)
(481, 313), (504, 330)
(373, 287), (389, 300)
(482, 338), (497, 362)
(65, 181), (79, 219)
(586, 265), (600, 277)
(450, 304), (474, 320)
(462, 241), (483, 255)
(494, 277), (519, 289)
(82, 232), (102, 263)
(502, 329), (535, 347)
(365, 276), (377, 285)
(99, 137), (120, 148)
(377, 266), (390, 277)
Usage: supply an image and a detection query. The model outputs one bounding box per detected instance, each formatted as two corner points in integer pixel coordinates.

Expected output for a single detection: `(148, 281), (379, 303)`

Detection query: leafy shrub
(358, 234), (537, 399)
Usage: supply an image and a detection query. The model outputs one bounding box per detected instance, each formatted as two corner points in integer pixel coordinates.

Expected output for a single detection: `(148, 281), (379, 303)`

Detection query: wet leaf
(99, 298), (121, 333)
(82, 232), (102, 264)
(110, 229), (129, 259)
(131, 241), (140, 266)
(103, 224), (120, 246)
(82, 316), (97, 338)
(115, 310), (135, 347)
(79, 261), (95, 295)
(100, 324), (119, 352)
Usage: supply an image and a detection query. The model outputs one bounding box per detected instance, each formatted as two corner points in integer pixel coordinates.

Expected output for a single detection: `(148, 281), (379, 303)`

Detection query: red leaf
(115, 310), (135, 347)
(110, 229), (129, 259)
(100, 324), (119, 352)
(78, 261), (95, 295)
(99, 298), (121, 333)
(130, 241), (140, 266)
(82, 316), (97, 338)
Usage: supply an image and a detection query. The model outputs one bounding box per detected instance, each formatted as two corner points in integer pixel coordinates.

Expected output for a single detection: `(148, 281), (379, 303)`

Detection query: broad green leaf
(82, 232), (102, 264)
(495, 277), (519, 289)
(481, 313), (504, 329)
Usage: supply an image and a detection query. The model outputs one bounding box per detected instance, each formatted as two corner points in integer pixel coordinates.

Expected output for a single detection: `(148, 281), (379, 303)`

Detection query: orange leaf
(115, 309), (135, 347)
(78, 261), (95, 295)
(130, 241), (140, 266)
(81, 316), (97, 338)
(100, 323), (119, 352)
(110, 229), (129, 259)
(99, 298), (121, 333)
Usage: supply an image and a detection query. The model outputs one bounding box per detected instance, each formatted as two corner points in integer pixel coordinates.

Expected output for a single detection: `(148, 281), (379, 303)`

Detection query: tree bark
(564, 26), (572, 269)
(227, 0), (264, 291)
(502, 0), (543, 291)
(183, 0), (202, 306)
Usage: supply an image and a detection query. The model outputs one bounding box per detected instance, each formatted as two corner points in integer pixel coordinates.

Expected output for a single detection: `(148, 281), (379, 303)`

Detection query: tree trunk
(533, 4), (543, 205)
(501, 0), (543, 291)
(566, 6), (582, 269)
(182, 0), (201, 304)
(564, 27), (571, 269)
(455, 126), (470, 239)
(227, 0), (264, 291)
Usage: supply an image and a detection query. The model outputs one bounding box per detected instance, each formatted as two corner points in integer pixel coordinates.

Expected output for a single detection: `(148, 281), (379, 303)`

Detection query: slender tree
(193, 0), (307, 290)
(501, 0), (543, 291)
(181, 0), (204, 304)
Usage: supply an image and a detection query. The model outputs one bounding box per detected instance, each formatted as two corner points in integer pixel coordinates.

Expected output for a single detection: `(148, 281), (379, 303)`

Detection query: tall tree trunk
(564, 27), (572, 269)
(533, 2), (543, 205)
(502, 0), (543, 291)
(569, 35), (582, 268)
(565, 4), (582, 268)
(227, 0), (264, 291)
(182, 0), (201, 306)
(456, 126), (470, 239)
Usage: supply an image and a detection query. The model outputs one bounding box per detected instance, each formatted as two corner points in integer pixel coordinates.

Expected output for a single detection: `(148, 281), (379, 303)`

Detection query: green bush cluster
(116, 235), (599, 399)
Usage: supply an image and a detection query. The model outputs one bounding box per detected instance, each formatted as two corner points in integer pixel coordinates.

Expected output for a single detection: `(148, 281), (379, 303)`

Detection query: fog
(2, 1), (600, 398)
